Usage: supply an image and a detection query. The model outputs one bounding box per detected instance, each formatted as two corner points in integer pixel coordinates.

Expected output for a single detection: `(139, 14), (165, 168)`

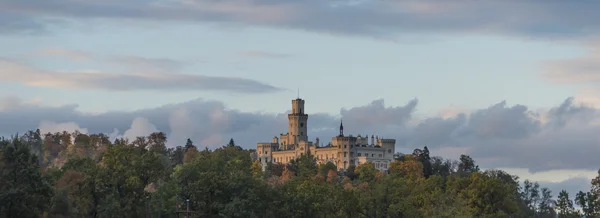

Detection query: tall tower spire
(339, 119), (344, 136)
(297, 87), (300, 99)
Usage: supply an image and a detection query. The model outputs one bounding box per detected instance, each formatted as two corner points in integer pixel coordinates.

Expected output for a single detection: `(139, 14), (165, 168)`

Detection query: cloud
(38, 121), (88, 135)
(33, 48), (95, 61)
(0, 58), (282, 93)
(237, 50), (293, 59)
(29, 48), (190, 74)
(1, 1), (599, 40)
(543, 40), (600, 85)
(3, 95), (600, 175)
(105, 56), (187, 73)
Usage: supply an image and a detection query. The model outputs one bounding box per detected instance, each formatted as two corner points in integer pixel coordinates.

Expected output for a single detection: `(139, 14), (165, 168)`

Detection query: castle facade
(256, 98), (396, 171)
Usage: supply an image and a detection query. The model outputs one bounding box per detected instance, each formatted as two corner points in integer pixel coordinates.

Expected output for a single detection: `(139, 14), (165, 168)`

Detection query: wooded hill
(0, 129), (597, 217)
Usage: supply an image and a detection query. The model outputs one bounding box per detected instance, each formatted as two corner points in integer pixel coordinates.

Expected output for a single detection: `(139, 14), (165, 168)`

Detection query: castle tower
(288, 98), (308, 144)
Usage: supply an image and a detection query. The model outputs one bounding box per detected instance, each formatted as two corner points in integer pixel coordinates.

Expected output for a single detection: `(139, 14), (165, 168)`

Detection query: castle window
(358, 153), (361, 157)
(379, 154), (382, 158)
(300, 122), (304, 127)
(344, 145), (347, 148)
(344, 152), (347, 157)
(301, 132), (303, 135)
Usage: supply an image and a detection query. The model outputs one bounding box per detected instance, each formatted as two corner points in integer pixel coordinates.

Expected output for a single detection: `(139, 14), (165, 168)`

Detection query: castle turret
(288, 98), (308, 143)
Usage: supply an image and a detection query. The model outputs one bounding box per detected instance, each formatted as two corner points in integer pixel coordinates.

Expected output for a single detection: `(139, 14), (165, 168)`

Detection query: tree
(251, 160), (264, 178)
(167, 146), (185, 167)
(147, 132), (167, 154)
(0, 138), (53, 217)
(185, 138), (195, 150)
(288, 152), (318, 178)
(538, 187), (556, 217)
(389, 157), (424, 180)
(413, 146), (432, 178)
(458, 154), (479, 174)
(319, 162), (337, 177)
(0, 129), (569, 218)
(576, 191), (597, 217)
(227, 138), (236, 147)
(356, 162), (377, 183)
(557, 190), (579, 218)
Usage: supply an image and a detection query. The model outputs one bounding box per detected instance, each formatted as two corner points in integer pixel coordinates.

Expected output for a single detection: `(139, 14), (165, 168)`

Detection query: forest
(0, 129), (599, 218)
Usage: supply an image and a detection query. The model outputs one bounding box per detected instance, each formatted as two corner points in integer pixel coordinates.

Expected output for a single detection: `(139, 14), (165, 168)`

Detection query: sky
(2, 0), (600, 199)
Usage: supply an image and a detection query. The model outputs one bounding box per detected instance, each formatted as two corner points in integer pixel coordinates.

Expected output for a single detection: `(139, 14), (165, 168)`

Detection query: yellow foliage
(389, 159), (424, 179)
(250, 160), (263, 177)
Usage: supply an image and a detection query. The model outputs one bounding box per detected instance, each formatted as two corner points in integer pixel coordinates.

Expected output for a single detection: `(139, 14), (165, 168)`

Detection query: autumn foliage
(1, 130), (597, 217)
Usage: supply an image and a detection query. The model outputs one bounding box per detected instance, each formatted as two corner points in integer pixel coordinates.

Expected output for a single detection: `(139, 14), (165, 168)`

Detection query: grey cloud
(0, 12), (48, 35)
(31, 48), (189, 73)
(1, 0), (599, 39)
(3, 96), (600, 174)
(0, 58), (282, 93)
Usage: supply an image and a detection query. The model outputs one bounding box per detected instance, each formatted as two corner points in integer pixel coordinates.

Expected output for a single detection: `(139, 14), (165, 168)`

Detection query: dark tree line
(0, 130), (598, 217)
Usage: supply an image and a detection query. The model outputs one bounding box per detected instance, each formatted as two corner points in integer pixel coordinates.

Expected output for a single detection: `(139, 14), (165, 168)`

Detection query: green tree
(0, 137), (53, 217)
(458, 154), (479, 175)
(356, 162), (377, 183)
(319, 162), (337, 177)
(556, 190), (579, 218)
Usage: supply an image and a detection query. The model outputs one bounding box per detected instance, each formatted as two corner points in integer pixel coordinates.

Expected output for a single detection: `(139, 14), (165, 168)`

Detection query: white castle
(256, 98), (396, 171)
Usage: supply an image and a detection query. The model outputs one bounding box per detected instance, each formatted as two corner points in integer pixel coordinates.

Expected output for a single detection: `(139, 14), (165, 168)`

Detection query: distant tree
(288, 152), (318, 178)
(557, 190), (579, 218)
(326, 170), (339, 184)
(538, 187), (556, 217)
(167, 146), (185, 167)
(185, 138), (195, 150)
(147, 132), (167, 154)
(345, 164), (357, 180)
(389, 157), (424, 180)
(183, 146), (199, 163)
(430, 156), (452, 177)
(356, 162), (377, 183)
(319, 162), (337, 177)
(576, 191), (598, 217)
(265, 162), (284, 178)
(458, 154), (479, 174)
(0, 138), (53, 217)
(227, 138), (236, 147)
(412, 146), (433, 177)
(251, 160), (264, 178)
